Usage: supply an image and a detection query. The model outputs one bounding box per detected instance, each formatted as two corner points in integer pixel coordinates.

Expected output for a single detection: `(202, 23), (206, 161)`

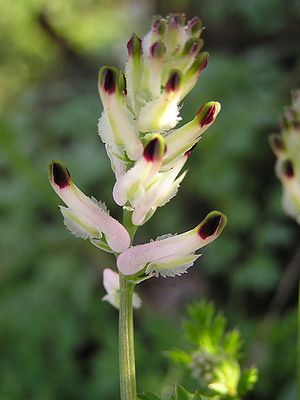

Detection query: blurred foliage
(0, 0), (299, 399)
(168, 302), (257, 399)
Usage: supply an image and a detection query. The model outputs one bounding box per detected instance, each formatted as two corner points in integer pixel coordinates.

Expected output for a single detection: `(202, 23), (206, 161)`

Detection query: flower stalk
(119, 272), (137, 400)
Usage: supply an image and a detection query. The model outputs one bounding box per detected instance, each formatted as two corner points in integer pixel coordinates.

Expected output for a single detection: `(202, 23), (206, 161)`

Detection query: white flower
(102, 268), (141, 309)
(49, 161), (130, 253)
(117, 211), (227, 277)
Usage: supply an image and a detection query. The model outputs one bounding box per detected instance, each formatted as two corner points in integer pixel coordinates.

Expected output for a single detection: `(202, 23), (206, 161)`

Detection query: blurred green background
(0, 0), (299, 399)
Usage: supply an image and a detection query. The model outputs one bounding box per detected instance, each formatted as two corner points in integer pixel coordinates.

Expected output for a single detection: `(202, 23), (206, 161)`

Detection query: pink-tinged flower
(117, 211), (227, 277)
(102, 268), (141, 309)
(49, 161), (130, 253)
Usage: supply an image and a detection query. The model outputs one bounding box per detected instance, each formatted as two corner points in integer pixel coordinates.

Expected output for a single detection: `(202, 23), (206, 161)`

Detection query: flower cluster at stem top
(48, 14), (227, 304)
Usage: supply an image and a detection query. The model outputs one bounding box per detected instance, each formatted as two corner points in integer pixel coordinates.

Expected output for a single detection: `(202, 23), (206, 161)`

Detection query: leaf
(167, 349), (191, 365)
(175, 384), (192, 400)
(237, 367), (258, 396)
(138, 392), (162, 400)
(173, 385), (206, 400)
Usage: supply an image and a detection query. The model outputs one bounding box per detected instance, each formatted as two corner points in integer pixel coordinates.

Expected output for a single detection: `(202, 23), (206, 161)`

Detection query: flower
(102, 268), (141, 309)
(117, 211), (227, 277)
(270, 89), (300, 223)
(49, 161), (130, 253)
(97, 14), (220, 225)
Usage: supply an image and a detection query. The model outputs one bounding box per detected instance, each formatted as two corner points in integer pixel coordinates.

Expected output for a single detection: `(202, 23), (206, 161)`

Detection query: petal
(60, 206), (102, 239)
(103, 268), (119, 293)
(98, 67), (143, 160)
(140, 41), (166, 99)
(105, 143), (127, 179)
(49, 161), (130, 252)
(132, 293), (142, 309)
(181, 52), (208, 99)
(102, 268), (141, 309)
(146, 253), (201, 277)
(164, 101), (221, 165)
(117, 211), (227, 275)
(125, 34), (143, 114)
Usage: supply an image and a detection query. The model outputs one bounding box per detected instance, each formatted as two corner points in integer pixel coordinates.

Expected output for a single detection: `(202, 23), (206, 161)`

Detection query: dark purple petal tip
(168, 13), (186, 28)
(151, 16), (166, 34)
(143, 137), (164, 162)
(188, 16), (202, 33)
(50, 162), (71, 189)
(199, 104), (216, 127)
(283, 159), (294, 179)
(150, 41), (166, 58)
(127, 34), (142, 57)
(183, 38), (203, 56)
(143, 138), (159, 162)
(100, 68), (116, 94)
(198, 214), (222, 240)
(165, 71), (181, 93)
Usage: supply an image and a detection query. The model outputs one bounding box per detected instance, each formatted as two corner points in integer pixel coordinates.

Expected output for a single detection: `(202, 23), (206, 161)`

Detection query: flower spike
(49, 161), (130, 253)
(117, 211), (227, 276)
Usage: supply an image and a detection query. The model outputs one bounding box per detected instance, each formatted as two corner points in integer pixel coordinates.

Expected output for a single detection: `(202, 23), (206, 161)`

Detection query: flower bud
(98, 66), (143, 160)
(187, 16), (203, 36)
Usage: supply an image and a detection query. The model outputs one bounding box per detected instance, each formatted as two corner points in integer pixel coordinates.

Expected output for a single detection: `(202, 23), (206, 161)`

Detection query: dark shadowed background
(0, 0), (299, 399)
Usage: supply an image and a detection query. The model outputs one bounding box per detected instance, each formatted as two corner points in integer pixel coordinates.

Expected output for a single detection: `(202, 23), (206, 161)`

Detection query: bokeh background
(0, 0), (299, 399)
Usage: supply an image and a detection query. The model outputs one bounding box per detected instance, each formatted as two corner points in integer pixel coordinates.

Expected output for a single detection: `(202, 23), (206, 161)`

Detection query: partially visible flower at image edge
(270, 89), (300, 223)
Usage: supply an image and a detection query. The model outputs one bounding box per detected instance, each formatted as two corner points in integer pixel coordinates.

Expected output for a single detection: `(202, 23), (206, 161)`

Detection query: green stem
(119, 272), (137, 400)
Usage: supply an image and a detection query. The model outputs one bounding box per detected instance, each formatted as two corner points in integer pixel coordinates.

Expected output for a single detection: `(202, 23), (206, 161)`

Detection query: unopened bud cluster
(49, 14), (227, 296)
(270, 90), (300, 223)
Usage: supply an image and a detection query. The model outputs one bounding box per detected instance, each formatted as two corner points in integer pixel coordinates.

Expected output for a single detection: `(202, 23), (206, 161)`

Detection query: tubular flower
(270, 90), (300, 223)
(117, 211), (227, 277)
(102, 268), (141, 309)
(49, 161), (130, 253)
(97, 14), (220, 224)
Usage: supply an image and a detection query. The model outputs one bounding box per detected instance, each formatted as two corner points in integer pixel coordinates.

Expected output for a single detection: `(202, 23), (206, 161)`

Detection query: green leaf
(173, 385), (206, 400)
(138, 392), (162, 400)
(167, 349), (191, 365)
(175, 384), (191, 400)
(237, 367), (258, 396)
